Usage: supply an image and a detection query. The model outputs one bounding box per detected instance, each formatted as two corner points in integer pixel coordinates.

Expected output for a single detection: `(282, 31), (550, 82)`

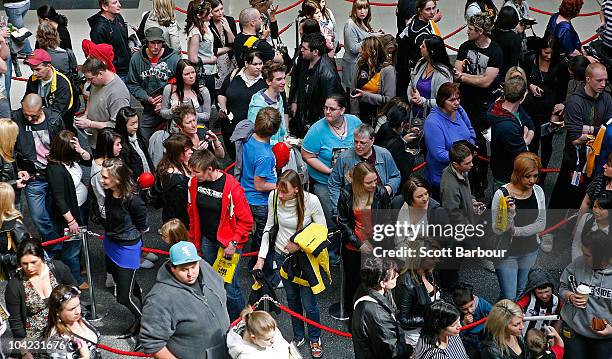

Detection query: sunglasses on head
(59, 286), (81, 303)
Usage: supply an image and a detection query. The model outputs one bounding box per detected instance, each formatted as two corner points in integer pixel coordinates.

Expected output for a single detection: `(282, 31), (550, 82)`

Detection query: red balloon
(272, 142), (290, 169)
(138, 172), (155, 189)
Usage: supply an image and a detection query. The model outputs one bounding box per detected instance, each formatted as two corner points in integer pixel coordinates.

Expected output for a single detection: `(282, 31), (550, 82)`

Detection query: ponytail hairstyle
(277, 170), (305, 230)
(160, 218), (189, 245)
(240, 307), (277, 340)
(37, 5), (68, 27)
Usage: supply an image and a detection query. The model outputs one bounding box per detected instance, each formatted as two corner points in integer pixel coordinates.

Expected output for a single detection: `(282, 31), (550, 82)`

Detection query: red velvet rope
(529, 6), (600, 17)
(40, 235), (73, 247)
(97, 343), (152, 357)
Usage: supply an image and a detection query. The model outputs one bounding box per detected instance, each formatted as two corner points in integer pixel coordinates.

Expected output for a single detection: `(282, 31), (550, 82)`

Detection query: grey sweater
(341, 18), (375, 89)
(407, 59), (453, 110)
(440, 165), (475, 225)
(350, 65), (397, 114)
(140, 260), (231, 359)
(559, 257), (612, 339)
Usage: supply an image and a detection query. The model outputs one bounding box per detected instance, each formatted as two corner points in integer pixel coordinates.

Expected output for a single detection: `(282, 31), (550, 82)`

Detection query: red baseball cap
(25, 49), (52, 66)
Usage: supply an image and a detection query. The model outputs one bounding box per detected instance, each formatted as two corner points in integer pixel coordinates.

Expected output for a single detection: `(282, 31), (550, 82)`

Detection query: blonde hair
(357, 37), (388, 76)
(240, 307), (277, 338)
(350, 0), (372, 31)
(160, 219), (188, 245)
(0, 118), (18, 162)
(485, 300), (524, 355)
(510, 152), (542, 185)
(351, 162), (376, 209)
(0, 183), (22, 226)
(400, 239), (439, 281)
(504, 66), (527, 84)
(151, 0), (177, 27)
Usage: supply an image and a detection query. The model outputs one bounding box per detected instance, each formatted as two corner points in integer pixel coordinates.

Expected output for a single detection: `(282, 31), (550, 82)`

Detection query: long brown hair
(184, 0), (211, 35)
(357, 37), (388, 76)
(47, 130), (78, 166)
(156, 133), (192, 185)
(350, 0), (372, 31)
(102, 158), (137, 199)
(277, 170), (305, 231)
(43, 285), (82, 339)
(351, 162), (376, 209)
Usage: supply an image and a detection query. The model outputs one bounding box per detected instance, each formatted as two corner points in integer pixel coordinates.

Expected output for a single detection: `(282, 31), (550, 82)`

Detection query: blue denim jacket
(328, 145), (401, 214)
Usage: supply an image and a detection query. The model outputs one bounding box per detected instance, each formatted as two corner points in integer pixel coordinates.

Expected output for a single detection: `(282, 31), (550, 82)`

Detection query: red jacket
(187, 171), (254, 251)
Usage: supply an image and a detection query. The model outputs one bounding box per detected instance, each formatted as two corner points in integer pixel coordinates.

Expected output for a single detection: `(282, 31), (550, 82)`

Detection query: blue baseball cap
(169, 242), (201, 266)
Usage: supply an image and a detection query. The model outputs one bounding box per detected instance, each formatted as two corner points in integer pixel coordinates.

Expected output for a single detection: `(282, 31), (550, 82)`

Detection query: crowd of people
(0, 0), (609, 358)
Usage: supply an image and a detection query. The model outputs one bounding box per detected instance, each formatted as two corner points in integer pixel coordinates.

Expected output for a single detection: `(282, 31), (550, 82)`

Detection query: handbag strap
(273, 190), (278, 225)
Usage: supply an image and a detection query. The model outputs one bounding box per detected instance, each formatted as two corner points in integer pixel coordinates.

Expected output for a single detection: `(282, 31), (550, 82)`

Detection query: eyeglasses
(59, 286), (81, 303)
(24, 112), (42, 121)
(324, 106), (340, 112)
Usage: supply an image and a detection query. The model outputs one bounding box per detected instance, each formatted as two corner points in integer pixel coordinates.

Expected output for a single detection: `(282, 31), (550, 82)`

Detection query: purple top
(412, 75), (433, 118)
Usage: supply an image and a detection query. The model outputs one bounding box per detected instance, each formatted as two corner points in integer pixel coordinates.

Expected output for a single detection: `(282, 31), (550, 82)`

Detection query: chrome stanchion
(329, 259), (349, 321)
(81, 227), (105, 322)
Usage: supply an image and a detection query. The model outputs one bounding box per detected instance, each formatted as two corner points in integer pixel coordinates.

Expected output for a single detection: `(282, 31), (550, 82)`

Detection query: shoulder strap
(273, 190), (278, 225)
(499, 185), (509, 197)
(229, 67), (240, 82)
(353, 295), (377, 309)
(243, 35), (261, 49)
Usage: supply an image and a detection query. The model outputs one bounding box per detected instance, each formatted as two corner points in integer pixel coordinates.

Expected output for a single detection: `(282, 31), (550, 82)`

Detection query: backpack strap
(243, 35), (261, 49)
(353, 295), (377, 310)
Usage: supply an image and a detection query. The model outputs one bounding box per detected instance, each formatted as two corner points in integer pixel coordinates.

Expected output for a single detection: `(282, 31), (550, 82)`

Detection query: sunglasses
(59, 286), (81, 303)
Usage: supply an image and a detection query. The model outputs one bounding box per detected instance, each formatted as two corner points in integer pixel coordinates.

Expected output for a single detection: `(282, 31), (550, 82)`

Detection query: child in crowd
(516, 268), (563, 336)
(452, 283), (492, 358)
(226, 307), (291, 358)
(525, 326), (565, 359)
(160, 218), (189, 245)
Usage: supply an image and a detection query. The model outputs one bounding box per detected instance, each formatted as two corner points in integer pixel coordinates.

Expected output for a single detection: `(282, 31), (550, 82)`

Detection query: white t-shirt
(64, 163), (88, 206)
(188, 25), (217, 75)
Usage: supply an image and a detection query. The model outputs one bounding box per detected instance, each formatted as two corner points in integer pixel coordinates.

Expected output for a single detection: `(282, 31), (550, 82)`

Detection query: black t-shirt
(219, 75), (266, 125)
(491, 29), (521, 80)
(457, 39), (504, 106)
(509, 190), (539, 256)
(196, 174), (226, 243)
(233, 33), (276, 68)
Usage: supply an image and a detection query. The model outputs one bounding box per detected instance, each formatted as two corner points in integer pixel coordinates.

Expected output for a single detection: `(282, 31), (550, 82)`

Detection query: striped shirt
(413, 334), (469, 359)
(603, 0), (612, 48)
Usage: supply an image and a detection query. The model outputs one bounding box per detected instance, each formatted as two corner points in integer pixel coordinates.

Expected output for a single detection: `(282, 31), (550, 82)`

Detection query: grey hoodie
(559, 256), (612, 339)
(140, 260), (231, 358)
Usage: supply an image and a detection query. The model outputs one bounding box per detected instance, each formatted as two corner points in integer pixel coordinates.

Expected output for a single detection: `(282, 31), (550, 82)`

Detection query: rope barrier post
(329, 259), (349, 321)
(81, 227), (105, 322)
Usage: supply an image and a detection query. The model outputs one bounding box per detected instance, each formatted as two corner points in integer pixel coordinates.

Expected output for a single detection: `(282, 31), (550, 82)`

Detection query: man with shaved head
(12, 93), (64, 241)
(548, 62), (612, 248)
(233, 7), (282, 68)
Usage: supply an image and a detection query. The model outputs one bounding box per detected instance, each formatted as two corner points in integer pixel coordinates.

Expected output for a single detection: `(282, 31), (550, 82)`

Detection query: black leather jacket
(393, 270), (439, 331)
(0, 155), (18, 193)
(480, 333), (528, 359)
(0, 218), (29, 280)
(293, 55), (344, 136)
(337, 184), (391, 249)
(351, 288), (408, 359)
